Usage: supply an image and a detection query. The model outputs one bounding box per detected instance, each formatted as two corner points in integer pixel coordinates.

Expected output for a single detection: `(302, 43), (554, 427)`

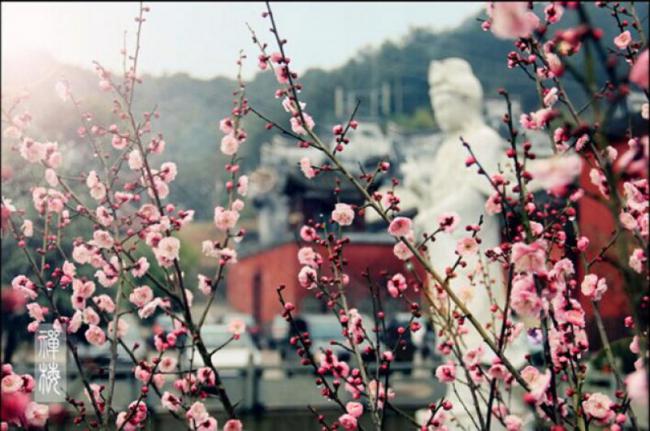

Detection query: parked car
(186, 324), (261, 376)
(301, 314), (349, 363)
(277, 313), (385, 367)
(419, 319), (437, 362)
(276, 314), (309, 369)
(269, 314), (289, 350)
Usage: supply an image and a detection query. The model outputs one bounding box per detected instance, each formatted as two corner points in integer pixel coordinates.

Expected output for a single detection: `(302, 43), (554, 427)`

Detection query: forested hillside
(2, 5), (646, 218)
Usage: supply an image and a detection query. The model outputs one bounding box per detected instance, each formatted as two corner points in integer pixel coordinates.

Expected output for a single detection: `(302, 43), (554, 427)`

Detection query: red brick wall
(578, 172), (628, 319)
(227, 243), (301, 325)
(226, 242), (414, 325)
(577, 139), (639, 346)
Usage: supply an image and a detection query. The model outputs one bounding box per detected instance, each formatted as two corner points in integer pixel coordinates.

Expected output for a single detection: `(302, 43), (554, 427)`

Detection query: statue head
(428, 58), (483, 133)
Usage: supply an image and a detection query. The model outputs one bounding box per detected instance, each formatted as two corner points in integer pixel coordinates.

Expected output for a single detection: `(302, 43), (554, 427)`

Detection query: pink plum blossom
(630, 49), (649, 89)
(220, 133), (240, 156)
(520, 108), (554, 130)
(198, 274), (212, 296)
(223, 419), (244, 431)
(219, 118), (234, 134)
(300, 157), (316, 179)
(298, 247), (320, 268)
(435, 361), (457, 383)
(332, 203), (355, 226)
(456, 237), (479, 256)
(629, 248), (646, 273)
(485, 192), (503, 215)
(19, 139), (46, 164)
(158, 356), (177, 373)
(529, 154), (582, 195)
(437, 212), (460, 233)
(161, 392), (182, 412)
(298, 266), (318, 289)
(580, 274), (608, 301)
(214, 206), (239, 231)
(614, 31), (632, 50)
(237, 175), (249, 196)
(11, 275), (37, 300)
(90, 230), (114, 249)
(300, 225), (318, 242)
(83, 307), (101, 325)
(620, 211), (638, 231)
(577, 236), (590, 252)
(129, 286), (153, 308)
(544, 3), (563, 24)
(393, 240), (414, 261)
(625, 368), (648, 406)
(487, 2), (540, 39)
(155, 236), (181, 266)
(386, 273), (407, 298)
(543, 87), (559, 107)
(521, 365), (551, 401)
(26, 303), (47, 322)
(511, 241), (547, 273)
(228, 319), (246, 337)
(138, 298), (163, 319)
(346, 402), (363, 418)
(338, 414), (358, 430)
(85, 325), (106, 347)
(130, 257), (150, 278)
(1, 374), (24, 394)
(25, 402), (49, 428)
(290, 114), (315, 135)
(504, 415), (523, 431)
(387, 216), (412, 237)
(186, 401), (210, 425)
(510, 274), (542, 318)
(275, 66), (290, 84)
(583, 392), (615, 423)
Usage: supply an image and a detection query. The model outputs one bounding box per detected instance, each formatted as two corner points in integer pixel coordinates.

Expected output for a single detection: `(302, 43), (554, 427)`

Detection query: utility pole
(395, 79), (403, 114)
(370, 88), (378, 119)
(381, 82), (391, 116)
(334, 86), (344, 119)
(347, 90), (356, 117)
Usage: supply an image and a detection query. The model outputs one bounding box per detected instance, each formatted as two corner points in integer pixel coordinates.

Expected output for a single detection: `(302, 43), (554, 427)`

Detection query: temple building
(226, 92), (648, 354)
(227, 121), (431, 325)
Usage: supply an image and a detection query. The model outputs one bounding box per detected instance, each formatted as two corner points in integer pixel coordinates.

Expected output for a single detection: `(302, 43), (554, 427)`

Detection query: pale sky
(2, 2), (482, 80)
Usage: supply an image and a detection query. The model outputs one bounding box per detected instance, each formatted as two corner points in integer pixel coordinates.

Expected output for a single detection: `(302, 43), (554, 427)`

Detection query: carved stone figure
(411, 58), (530, 429)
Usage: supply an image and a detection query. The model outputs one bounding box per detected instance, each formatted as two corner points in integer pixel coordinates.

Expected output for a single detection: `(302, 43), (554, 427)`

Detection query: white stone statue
(410, 58), (531, 429)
